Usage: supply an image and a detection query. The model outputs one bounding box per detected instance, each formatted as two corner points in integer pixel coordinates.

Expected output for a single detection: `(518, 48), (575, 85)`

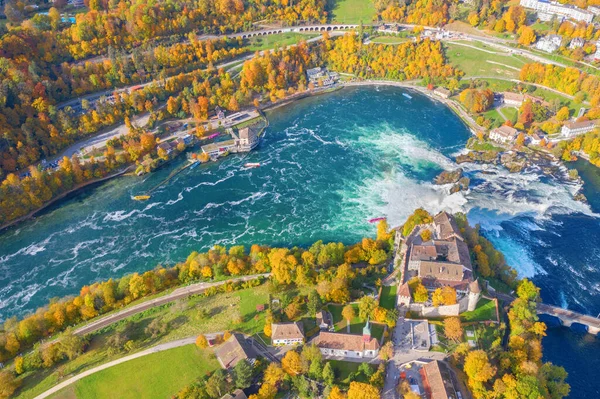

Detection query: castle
(397, 211), (481, 316)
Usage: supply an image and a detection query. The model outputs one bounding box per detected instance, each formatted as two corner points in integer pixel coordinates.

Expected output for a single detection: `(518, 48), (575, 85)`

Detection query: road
(72, 273), (269, 337)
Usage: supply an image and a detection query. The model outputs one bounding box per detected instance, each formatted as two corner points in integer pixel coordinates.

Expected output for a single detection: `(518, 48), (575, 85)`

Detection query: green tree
(234, 359), (253, 389)
(205, 369), (228, 398)
(322, 362), (335, 386)
(307, 290), (322, 316)
(358, 296), (377, 320)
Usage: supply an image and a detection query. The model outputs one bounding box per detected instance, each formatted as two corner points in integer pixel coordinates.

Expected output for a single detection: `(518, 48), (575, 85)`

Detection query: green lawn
(379, 285), (397, 310)
(328, 360), (368, 384)
(327, 304), (385, 340)
(56, 345), (218, 399)
(498, 106), (518, 123)
(445, 42), (525, 78)
(461, 298), (497, 322)
(482, 108), (504, 128)
(329, 0), (376, 24)
(246, 33), (319, 51)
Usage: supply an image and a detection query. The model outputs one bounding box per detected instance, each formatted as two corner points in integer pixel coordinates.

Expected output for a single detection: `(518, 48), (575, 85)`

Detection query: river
(0, 86), (598, 397)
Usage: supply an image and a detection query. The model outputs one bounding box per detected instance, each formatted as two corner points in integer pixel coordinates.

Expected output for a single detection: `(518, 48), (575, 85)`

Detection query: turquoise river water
(0, 87), (598, 397)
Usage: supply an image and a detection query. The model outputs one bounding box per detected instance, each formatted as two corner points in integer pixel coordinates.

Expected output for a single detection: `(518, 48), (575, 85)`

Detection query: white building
(433, 87), (451, 99)
(489, 125), (519, 144)
(535, 34), (563, 53)
(561, 119), (598, 136)
(271, 322), (304, 346)
(594, 40), (600, 60)
(520, 0), (593, 23)
(569, 37), (586, 49)
(313, 322), (380, 359)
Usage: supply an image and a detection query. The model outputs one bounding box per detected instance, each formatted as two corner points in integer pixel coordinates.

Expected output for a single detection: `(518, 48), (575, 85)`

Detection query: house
(520, 0), (593, 23)
(433, 87), (451, 99)
(221, 389), (248, 399)
(313, 321), (380, 359)
(501, 92), (525, 107)
(529, 132), (546, 145)
(594, 40), (600, 60)
(561, 119), (598, 136)
(271, 322), (305, 346)
(489, 125), (519, 144)
(157, 141), (174, 155)
(316, 310), (333, 330)
(569, 37), (585, 49)
(236, 126), (260, 152)
(420, 360), (461, 399)
(214, 333), (257, 369)
(535, 34), (563, 53)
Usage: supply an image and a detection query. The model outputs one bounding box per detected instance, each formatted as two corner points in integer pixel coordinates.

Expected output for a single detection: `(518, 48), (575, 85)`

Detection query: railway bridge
(234, 24), (359, 39)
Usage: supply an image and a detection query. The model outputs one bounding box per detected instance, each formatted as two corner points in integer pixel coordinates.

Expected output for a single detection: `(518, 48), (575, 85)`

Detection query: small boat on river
(402, 93), (412, 99)
(244, 163), (261, 168)
(189, 160), (200, 169)
(207, 133), (219, 139)
(368, 217), (386, 223)
(133, 195), (151, 201)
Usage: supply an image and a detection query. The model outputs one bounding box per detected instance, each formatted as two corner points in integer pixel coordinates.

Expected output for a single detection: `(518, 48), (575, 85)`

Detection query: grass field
(54, 345), (219, 399)
(445, 42), (525, 78)
(246, 33), (319, 51)
(329, 360), (366, 384)
(498, 106), (518, 123)
(482, 108), (505, 128)
(16, 284), (271, 399)
(329, 0), (376, 24)
(379, 285), (397, 310)
(461, 298), (497, 322)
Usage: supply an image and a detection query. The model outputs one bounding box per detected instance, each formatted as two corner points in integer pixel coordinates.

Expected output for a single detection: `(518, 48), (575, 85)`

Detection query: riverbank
(0, 166), (134, 233)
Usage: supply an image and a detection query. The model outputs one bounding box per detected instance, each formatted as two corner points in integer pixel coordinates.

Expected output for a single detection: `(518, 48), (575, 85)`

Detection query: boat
(368, 217), (386, 223)
(402, 93), (412, 99)
(244, 163), (261, 168)
(207, 133), (219, 139)
(189, 160), (200, 169)
(133, 195), (151, 201)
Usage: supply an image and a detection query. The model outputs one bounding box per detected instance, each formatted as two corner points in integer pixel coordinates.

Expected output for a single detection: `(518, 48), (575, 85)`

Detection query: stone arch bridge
(234, 24), (359, 39)
(537, 303), (600, 335)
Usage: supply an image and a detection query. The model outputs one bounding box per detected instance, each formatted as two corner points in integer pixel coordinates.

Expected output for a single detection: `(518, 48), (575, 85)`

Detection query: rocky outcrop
(434, 168), (463, 185)
(500, 152), (528, 173)
(449, 177), (470, 193)
(434, 169), (470, 193)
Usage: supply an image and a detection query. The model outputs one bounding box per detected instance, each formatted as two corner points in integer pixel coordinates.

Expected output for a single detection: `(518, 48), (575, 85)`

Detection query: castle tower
(362, 318), (372, 343)
(468, 279), (482, 311)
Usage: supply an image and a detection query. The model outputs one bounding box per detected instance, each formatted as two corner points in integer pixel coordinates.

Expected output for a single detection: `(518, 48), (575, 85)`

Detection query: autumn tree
(196, 334), (208, 348)
(342, 305), (356, 328)
(282, 350), (303, 376)
(444, 317), (463, 342)
(347, 381), (380, 399)
(518, 26), (536, 46)
(464, 350), (496, 388)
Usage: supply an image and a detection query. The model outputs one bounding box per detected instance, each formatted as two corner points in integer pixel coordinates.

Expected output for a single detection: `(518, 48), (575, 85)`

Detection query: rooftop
(271, 322), (304, 341)
(421, 360), (459, 399)
(313, 331), (379, 352)
(214, 333), (256, 369)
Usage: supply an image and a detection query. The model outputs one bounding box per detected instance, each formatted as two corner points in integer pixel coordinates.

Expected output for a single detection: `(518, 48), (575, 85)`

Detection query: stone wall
(409, 303), (461, 317)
